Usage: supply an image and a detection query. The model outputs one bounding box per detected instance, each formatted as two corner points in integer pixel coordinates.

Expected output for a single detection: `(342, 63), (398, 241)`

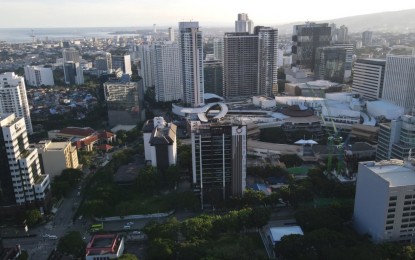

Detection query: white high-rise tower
(0, 72), (33, 134)
(178, 22), (204, 107)
(235, 13), (254, 34)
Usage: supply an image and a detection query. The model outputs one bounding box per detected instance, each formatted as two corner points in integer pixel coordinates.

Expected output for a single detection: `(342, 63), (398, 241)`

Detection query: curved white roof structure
(172, 102), (229, 122)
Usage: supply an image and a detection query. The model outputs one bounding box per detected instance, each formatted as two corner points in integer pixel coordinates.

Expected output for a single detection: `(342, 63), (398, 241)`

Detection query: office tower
(382, 55), (415, 113)
(153, 42), (183, 102)
(204, 59), (223, 96)
(213, 38), (224, 61)
(62, 48), (80, 63)
(137, 44), (155, 91)
(333, 43), (354, 79)
(24, 65), (54, 87)
(362, 31), (373, 46)
(168, 27), (175, 42)
(153, 24), (157, 33)
(112, 54), (132, 75)
(224, 32), (258, 98)
(0, 113), (50, 209)
(0, 72), (33, 134)
(376, 115), (415, 161)
(352, 59), (386, 100)
(256, 26), (279, 96)
(178, 22), (204, 107)
(224, 26), (278, 98)
(336, 25), (349, 43)
(314, 46), (346, 83)
(354, 159), (415, 243)
(63, 61), (84, 85)
(292, 22), (332, 71)
(235, 13), (254, 34)
(103, 76), (142, 126)
(191, 121), (247, 208)
(142, 117), (177, 170)
(94, 52), (112, 74)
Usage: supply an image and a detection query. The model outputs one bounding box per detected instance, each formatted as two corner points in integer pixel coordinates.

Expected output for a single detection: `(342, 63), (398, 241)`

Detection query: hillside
(276, 9), (415, 34)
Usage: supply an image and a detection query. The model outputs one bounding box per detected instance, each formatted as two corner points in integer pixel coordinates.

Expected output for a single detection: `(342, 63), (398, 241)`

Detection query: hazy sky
(2, 0), (415, 28)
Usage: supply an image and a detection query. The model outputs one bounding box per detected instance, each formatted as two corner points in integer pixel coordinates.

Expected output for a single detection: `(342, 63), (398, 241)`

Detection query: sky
(2, 0), (415, 28)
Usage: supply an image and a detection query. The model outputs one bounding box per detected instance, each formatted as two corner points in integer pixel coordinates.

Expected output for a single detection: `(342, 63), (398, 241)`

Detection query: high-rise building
(333, 43), (354, 79)
(0, 72), (33, 134)
(314, 46), (346, 83)
(354, 159), (415, 243)
(62, 48), (80, 63)
(336, 25), (349, 43)
(168, 27), (175, 42)
(0, 113), (50, 209)
(142, 117), (177, 170)
(24, 65), (54, 87)
(376, 115), (415, 161)
(203, 59), (223, 96)
(178, 22), (204, 107)
(63, 61), (84, 85)
(213, 38), (224, 61)
(137, 45), (155, 91)
(362, 31), (373, 46)
(235, 13), (254, 34)
(292, 22), (332, 71)
(112, 54), (132, 75)
(224, 32), (258, 98)
(256, 26), (279, 96)
(191, 121), (247, 208)
(153, 42), (183, 102)
(94, 52), (112, 75)
(103, 76), (143, 126)
(223, 26), (278, 98)
(382, 55), (415, 113)
(352, 59), (386, 100)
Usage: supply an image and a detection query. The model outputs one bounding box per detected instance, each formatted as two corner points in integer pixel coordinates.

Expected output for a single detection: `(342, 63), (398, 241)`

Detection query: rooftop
(363, 160), (415, 187)
(268, 226), (303, 243)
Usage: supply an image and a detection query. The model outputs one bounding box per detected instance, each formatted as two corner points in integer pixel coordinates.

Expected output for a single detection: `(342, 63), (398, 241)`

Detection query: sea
(0, 27), (150, 43)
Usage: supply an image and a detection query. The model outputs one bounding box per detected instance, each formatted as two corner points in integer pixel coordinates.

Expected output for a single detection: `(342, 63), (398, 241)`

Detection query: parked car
(123, 225), (131, 230)
(126, 221), (134, 226)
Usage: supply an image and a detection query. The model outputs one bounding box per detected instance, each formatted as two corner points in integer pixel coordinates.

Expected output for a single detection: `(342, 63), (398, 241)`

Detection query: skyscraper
(153, 42), (183, 102)
(137, 44), (155, 91)
(203, 59), (223, 96)
(94, 52), (112, 75)
(191, 121), (247, 208)
(223, 26), (278, 98)
(362, 31), (373, 46)
(0, 113), (50, 210)
(352, 59), (386, 100)
(213, 38), (224, 61)
(62, 48), (80, 63)
(24, 65), (54, 87)
(0, 72), (33, 134)
(168, 27), (175, 42)
(235, 13), (254, 34)
(63, 61), (84, 85)
(382, 55), (415, 113)
(336, 25), (349, 43)
(178, 22), (204, 107)
(292, 22), (332, 71)
(314, 46), (346, 83)
(112, 54), (132, 75)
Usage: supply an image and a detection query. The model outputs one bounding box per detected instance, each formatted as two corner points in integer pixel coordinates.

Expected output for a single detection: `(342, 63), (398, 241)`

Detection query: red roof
(73, 135), (99, 149)
(97, 144), (113, 152)
(98, 131), (115, 139)
(60, 127), (96, 137)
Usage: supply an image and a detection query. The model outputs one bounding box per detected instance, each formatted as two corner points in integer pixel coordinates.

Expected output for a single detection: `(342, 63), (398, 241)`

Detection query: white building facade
(354, 160), (415, 243)
(137, 45), (155, 90)
(382, 55), (415, 113)
(179, 22), (204, 107)
(352, 59), (386, 100)
(154, 42), (183, 102)
(24, 65), (54, 87)
(0, 72), (33, 134)
(0, 113), (50, 206)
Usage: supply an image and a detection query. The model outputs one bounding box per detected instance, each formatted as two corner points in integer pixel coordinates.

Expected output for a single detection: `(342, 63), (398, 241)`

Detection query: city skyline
(2, 0), (415, 28)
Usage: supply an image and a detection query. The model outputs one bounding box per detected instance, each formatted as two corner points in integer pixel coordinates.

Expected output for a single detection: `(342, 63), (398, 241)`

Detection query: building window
(386, 220), (394, 225)
(387, 214), (395, 219)
(405, 195), (412, 199)
(386, 226), (393, 230)
(390, 196), (398, 201)
(389, 202), (397, 207)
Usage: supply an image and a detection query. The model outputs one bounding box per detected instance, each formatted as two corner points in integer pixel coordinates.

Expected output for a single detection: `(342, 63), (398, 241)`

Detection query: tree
(25, 209), (42, 227)
(247, 207), (271, 229)
(280, 154), (303, 168)
(57, 231), (86, 258)
(275, 234), (318, 260)
(177, 145), (192, 173)
(136, 166), (159, 195)
(147, 238), (175, 260)
(242, 189), (266, 206)
(165, 165), (180, 189)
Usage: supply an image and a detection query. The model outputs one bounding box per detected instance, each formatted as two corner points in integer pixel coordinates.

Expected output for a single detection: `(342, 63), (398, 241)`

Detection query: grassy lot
(287, 167), (310, 175)
(300, 197), (354, 208)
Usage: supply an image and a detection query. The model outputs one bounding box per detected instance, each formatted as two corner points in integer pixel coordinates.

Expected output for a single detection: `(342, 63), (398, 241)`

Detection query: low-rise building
(85, 234), (125, 260)
(253, 96), (276, 109)
(33, 140), (79, 178)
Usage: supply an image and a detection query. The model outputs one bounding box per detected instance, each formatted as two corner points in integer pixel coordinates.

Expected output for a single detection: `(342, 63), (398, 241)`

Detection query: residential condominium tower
(0, 72), (33, 134)
(235, 13), (254, 34)
(137, 44), (155, 91)
(382, 55), (415, 113)
(24, 65), (54, 87)
(153, 42), (183, 102)
(179, 22), (204, 107)
(0, 113), (50, 212)
(112, 54), (132, 75)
